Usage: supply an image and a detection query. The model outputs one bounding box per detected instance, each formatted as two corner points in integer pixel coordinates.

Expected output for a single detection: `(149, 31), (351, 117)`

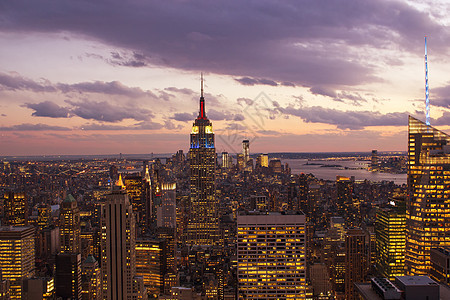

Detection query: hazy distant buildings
(406, 116), (450, 275)
(242, 140), (249, 163)
(0, 226), (35, 299)
(187, 78), (218, 246)
(221, 152), (231, 169)
(371, 150), (378, 171)
(255, 154), (268, 171)
(237, 212), (306, 299)
(269, 159), (282, 173)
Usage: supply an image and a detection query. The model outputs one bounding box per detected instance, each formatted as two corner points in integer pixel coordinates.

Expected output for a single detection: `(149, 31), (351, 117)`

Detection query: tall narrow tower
(187, 75), (217, 245)
(60, 194), (81, 254)
(101, 182), (137, 299)
(425, 36), (430, 126)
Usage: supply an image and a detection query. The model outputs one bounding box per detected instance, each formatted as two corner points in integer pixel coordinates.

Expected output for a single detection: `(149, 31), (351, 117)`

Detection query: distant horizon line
(1, 150), (406, 161)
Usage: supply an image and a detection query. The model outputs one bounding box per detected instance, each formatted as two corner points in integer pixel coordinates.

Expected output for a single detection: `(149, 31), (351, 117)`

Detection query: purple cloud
(65, 99), (153, 122)
(24, 101), (70, 118)
(284, 106), (409, 130)
(0, 73), (56, 92)
(173, 112), (196, 122)
(235, 77), (278, 86)
(1, 0), (447, 88)
(0, 123), (71, 131)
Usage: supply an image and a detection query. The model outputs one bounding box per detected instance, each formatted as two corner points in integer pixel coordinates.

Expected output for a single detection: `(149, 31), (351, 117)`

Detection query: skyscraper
(101, 184), (137, 299)
(55, 252), (82, 300)
(0, 226), (35, 299)
(344, 228), (368, 300)
(375, 201), (406, 280)
(60, 193), (81, 254)
(406, 116), (450, 275)
(221, 152), (230, 169)
(187, 76), (217, 246)
(157, 182), (176, 229)
(237, 212), (306, 299)
(82, 254), (101, 300)
(3, 191), (28, 226)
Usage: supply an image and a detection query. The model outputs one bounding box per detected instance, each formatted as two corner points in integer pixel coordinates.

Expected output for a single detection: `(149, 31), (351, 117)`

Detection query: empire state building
(187, 76), (218, 245)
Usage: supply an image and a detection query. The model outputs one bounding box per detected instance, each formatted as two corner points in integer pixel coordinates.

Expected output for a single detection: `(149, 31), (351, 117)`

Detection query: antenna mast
(425, 36), (430, 125)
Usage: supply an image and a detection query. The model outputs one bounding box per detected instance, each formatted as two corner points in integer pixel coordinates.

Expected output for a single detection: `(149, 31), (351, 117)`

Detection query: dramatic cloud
(0, 73), (56, 92)
(80, 121), (163, 130)
(0, 123), (71, 131)
(0, 72), (155, 98)
(431, 84), (450, 109)
(207, 109), (245, 121)
(24, 101), (70, 118)
(284, 106), (409, 130)
(235, 77), (278, 87)
(58, 81), (154, 98)
(1, 0), (447, 87)
(66, 99), (153, 122)
(173, 112), (196, 122)
(24, 100), (155, 123)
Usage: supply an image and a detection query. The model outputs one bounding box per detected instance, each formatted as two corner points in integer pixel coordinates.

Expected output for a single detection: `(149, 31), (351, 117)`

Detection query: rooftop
(395, 276), (438, 286)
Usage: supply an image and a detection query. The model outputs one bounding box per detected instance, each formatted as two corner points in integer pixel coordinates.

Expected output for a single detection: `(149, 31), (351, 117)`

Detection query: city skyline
(2, 1), (450, 155)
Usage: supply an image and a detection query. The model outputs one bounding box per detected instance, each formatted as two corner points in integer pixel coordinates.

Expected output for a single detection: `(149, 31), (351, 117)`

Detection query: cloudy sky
(1, 0), (450, 156)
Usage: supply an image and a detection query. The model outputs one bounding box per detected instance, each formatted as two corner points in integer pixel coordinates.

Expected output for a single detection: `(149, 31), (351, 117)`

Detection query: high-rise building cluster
(1, 78), (450, 299)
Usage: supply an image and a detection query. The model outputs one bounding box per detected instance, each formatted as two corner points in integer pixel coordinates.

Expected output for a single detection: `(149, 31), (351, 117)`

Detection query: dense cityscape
(0, 81), (449, 300)
(3, 1), (450, 300)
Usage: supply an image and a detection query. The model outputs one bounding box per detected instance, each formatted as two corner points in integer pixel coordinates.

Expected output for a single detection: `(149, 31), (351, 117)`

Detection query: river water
(282, 159), (407, 185)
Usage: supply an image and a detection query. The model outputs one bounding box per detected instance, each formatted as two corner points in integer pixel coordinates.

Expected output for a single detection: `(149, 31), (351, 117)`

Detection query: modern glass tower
(187, 76), (217, 246)
(406, 116), (450, 275)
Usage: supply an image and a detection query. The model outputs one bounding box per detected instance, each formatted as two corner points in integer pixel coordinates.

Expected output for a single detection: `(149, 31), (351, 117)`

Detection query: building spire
(201, 72), (204, 98)
(425, 36), (430, 126)
(199, 73), (206, 119)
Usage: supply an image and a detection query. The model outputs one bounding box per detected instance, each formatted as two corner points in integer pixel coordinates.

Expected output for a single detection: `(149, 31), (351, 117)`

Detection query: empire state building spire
(199, 73), (206, 119)
(188, 75), (217, 246)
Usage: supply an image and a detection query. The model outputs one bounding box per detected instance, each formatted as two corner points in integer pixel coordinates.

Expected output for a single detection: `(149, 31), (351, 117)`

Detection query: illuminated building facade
(344, 228), (368, 300)
(406, 116), (450, 275)
(37, 204), (52, 229)
(237, 212), (306, 299)
(221, 152), (231, 169)
(242, 140), (249, 163)
(82, 254), (101, 300)
(60, 194), (81, 254)
(3, 191), (28, 226)
(375, 202), (406, 280)
(55, 252), (82, 300)
(0, 226), (35, 299)
(157, 182), (176, 228)
(101, 186), (137, 300)
(136, 239), (162, 297)
(187, 77), (218, 246)
(371, 150), (379, 171)
(124, 173), (149, 231)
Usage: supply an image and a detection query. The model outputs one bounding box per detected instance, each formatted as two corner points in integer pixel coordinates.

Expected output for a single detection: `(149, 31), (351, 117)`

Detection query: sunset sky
(1, 0), (450, 156)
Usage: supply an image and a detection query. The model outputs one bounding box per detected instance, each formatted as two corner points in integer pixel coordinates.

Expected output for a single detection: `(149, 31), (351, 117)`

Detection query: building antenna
(201, 72), (204, 98)
(425, 36), (430, 126)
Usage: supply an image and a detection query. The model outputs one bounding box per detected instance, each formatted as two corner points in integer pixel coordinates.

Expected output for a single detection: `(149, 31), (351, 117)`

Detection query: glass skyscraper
(406, 116), (450, 275)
